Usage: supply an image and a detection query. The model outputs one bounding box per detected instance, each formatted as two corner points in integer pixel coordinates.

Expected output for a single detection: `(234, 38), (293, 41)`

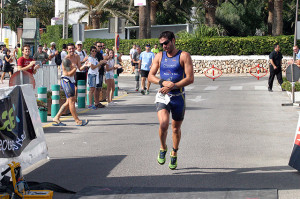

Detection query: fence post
(86, 86), (94, 106)
(114, 74), (118, 96)
(37, 86), (47, 122)
(51, 84), (60, 118)
(77, 80), (86, 108)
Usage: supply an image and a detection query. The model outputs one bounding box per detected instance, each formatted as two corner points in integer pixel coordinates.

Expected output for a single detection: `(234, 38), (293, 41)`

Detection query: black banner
(0, 86), (36, 158)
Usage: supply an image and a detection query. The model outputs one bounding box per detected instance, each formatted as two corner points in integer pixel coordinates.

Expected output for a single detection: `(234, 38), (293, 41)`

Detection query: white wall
(0, 27), (17, 48)
(55, 0), (88, 25)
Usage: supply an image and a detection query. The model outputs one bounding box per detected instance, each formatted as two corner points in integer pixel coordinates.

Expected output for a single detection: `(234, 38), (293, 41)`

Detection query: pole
(63, 0), (69, 39)
(293, 0), (299, 104)
(1, 0), (3, 42)
(114, 16), (118, 96)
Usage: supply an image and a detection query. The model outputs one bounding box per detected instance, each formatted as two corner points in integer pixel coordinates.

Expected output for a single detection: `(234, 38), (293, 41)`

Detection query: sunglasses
(160, 40), (170, 47)
(91, 50), (97, 52)
(97, 46), (102, 47)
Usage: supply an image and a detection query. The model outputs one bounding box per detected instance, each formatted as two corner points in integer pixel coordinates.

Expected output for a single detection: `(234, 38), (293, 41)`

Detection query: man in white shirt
(75, 41), (89, 102)
(130, 44), (137, 74)
(47, 42), (57, 65)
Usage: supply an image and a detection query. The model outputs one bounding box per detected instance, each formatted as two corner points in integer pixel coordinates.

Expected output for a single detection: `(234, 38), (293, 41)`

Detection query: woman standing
(105, 49), (119, 105)
(1, 50), (14, 83)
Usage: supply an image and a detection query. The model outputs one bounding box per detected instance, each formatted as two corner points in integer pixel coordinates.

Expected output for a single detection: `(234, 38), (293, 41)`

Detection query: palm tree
(150, 0), (159, 25)
(204, 0), (218, 26)
(139, 0), (151, 39)
(268, 0), (274, 35)
(0, 0), (25, 32)
(273, 0), (283, 35)
(69, 0), (136, 29)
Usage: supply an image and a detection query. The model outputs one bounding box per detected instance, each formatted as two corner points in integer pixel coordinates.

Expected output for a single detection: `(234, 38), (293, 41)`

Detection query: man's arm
(148, 52), (162, 84)
(270, 59), (277, 69)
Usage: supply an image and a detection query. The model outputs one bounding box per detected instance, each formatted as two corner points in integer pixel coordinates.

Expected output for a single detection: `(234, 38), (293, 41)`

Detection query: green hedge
(41, 25), (297, 56)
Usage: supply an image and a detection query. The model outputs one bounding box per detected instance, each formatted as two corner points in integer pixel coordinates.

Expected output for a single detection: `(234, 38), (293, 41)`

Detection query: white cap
(50, 42), (56, 46)
(76, 41), (83, 45)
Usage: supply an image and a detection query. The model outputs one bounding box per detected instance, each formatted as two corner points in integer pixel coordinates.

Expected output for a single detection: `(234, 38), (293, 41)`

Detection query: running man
(140, 44), (155, 95)
(52, 43), (89, 126)
(148, 31), (194, 170)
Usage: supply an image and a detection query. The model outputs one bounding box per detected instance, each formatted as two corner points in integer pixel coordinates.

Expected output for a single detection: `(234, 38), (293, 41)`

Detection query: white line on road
(188, 96), (206, 102)
(204, 86), (219, 91)
(229, 86), (243, 90)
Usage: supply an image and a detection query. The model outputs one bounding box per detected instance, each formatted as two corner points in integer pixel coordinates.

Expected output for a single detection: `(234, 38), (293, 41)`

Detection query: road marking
(204, 86), (218, 91)
(188, 96), (206, 102)
(229, 86), (243, 90)
(255, 86), (268, 90)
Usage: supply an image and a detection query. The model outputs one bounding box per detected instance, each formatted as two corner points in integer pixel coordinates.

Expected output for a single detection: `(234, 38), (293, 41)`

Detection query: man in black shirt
(268, 43), (284, 92)
(95, 41), (106, 108)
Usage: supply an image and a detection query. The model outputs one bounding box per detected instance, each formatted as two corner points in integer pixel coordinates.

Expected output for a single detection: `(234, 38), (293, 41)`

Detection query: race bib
(155, 92), (170, 105)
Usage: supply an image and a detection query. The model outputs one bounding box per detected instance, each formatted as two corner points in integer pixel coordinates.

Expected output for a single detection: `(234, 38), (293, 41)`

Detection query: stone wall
(121, 55), (292, 74)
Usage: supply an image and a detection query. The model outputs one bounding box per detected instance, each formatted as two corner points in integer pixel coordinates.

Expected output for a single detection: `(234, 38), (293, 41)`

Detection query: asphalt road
(24, 75), (300, 199)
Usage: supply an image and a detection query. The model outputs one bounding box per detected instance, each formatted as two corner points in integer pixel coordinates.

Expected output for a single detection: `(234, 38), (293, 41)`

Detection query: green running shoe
(157, 146), (167, 165)
(169, 153), (177, 170)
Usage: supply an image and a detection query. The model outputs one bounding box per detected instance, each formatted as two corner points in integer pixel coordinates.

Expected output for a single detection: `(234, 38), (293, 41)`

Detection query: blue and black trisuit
(156, 50), (186, 121)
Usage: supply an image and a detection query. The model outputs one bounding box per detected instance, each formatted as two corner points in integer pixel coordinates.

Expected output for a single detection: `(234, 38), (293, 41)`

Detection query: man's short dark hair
(67, 43), (75, 48)
(38, 45), (43, 48)
(159, 31), (175, 41)
(274, 43), (279, 48)
(95, 41), (101, 45)
(90, 46), (97, 52)
(22, 44), (30, 51)
(17, 44), (20, 48)
(62, 44), (67, 49)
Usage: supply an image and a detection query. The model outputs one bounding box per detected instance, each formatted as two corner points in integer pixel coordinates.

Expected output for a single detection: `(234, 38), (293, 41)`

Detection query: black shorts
(141, 70), (149, 78)
(75, 72), (87, 86)
(3, 65), (12, 73)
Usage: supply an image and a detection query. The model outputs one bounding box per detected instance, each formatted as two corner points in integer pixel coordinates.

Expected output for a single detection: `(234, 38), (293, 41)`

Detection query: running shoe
(146, 90), (149, 95)
(88, 105), (97, 110)
(169, 153), (177, 170)
(141, 90), (145, 95)
(157, 146), (167, 165)
(135, 89), (139, 92)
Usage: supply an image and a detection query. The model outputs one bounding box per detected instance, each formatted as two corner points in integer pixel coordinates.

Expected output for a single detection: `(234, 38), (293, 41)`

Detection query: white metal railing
(34, 64), (58, 92)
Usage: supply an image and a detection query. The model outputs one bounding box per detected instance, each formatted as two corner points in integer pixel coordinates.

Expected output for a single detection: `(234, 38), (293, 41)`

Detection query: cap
(50, 42), (56, 46)
(76, 41), (83, 45)
(146, 44), (151, 47)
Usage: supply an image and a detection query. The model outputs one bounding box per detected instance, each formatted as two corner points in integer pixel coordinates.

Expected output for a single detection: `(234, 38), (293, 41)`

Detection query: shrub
(281, 81), (300, 92)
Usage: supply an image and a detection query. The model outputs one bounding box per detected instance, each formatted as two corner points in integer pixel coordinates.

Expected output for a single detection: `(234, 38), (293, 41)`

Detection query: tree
(69, 0), (136, 29)
(268, 0), (274, 35)
(272, 0), (283, 36)
(150, 0), (159, 25)
(0, 0), (25, 32)
(204, 0), (218, 26)
(28, 0), (55, 27)
(139, 0), (151, 39)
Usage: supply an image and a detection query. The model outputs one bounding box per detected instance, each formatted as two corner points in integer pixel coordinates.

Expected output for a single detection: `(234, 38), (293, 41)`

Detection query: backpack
(55, 51), (62, 65)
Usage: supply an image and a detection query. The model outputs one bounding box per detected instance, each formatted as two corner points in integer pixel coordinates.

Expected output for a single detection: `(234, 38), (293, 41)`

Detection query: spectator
(0, 46), (4, 71)
(151, 44), (160, 55)
(74, 41), (89, 106)
(47, 42), (58, 65)
(13, 43), (22, 61)
(94, 41), (106, 108)
(42, 43), (48, 53)
(113, 47), (123, 76)
(87, 46), (107, 109)
(1, 49), (14, 83)
(17, 45), (40, 75)
(33, 45), (49, 65)
(132, 46), (141, 91)
(130, 44), (137, 74)
(105, 49), (119, 106)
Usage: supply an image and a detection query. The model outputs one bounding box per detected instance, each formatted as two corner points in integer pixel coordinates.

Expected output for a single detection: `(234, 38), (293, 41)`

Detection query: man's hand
(163, 81), (175, 89)
(34, 64), (40, 70)
(30, 61), (36, 66)
(159, 87), (172, 94)
(83, 56), (89, 62)
(274, 65), (277, 70)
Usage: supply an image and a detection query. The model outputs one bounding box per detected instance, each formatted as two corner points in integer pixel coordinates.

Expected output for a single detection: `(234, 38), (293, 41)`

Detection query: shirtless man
(52, 43), (89, 126)
(148, 31), (194, 170)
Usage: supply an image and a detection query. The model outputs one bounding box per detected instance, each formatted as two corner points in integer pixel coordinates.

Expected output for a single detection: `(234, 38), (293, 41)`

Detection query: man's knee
(159, 121), (169, 132)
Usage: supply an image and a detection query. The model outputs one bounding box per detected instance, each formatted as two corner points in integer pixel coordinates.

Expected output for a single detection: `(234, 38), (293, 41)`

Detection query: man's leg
(89, 87), (95, 106)
(53, 100), (69, 123)
(268, 68), (275, 90)
(141, 77), (146, 94)
(171, 120), (183, 156)
(276, 70), (283, 86)
(157, 109), (170, 150)
(135, 69), (139, 90)
(68, 96), (80, 124)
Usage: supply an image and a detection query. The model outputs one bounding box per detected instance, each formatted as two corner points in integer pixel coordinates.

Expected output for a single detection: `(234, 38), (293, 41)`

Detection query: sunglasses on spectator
(97, 46), (102, 47)
(91, 50), (97, 52)
(160, 40), (170, 47)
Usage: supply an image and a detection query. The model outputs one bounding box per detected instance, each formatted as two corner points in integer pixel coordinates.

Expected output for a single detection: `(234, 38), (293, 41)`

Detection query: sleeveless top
(160, 50), (185, 94)
(17, 48), (22, 59)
